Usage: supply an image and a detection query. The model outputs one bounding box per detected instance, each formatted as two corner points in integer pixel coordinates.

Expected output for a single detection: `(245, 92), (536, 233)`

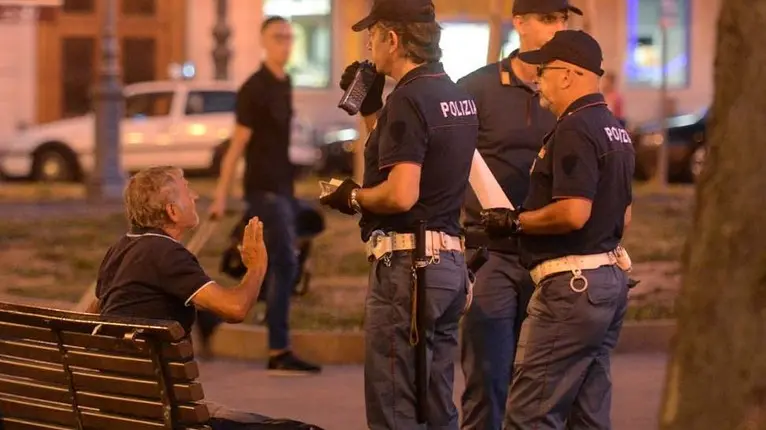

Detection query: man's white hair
(124, 166), (183, 229)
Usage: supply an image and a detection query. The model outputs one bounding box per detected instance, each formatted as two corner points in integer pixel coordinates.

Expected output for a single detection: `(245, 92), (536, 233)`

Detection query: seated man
(90, 166), (322, 430)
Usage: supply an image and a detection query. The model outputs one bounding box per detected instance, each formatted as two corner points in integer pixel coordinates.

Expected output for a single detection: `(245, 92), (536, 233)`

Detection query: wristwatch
(349, 188), (362, 213)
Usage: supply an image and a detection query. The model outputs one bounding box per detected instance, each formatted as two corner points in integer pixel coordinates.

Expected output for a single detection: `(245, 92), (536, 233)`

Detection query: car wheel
(689, 146), (707, 181)
(32, 145), (79, 182)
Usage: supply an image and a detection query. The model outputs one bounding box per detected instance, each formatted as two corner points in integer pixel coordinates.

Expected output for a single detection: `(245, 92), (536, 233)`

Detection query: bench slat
(0, 375), (71, 404)
(72, 370), (205, 402)
(0, 338), (199, 380)
(0, 395), (77, 427)
(0, 302), (186, 342)
(0, 339), (63, 364)
(0, 357), (204, 402)
(79, 392), (210, 424)
(0, 357), (67, 385)
(0, 417), (74, 430)
(0, 375), (209, 424)
(0, 321), (194, 361)
(67, 349), (200, 381)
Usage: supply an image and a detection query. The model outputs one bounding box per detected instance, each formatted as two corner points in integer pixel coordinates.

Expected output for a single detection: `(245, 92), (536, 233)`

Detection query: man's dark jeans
(246, 191), (299, 351)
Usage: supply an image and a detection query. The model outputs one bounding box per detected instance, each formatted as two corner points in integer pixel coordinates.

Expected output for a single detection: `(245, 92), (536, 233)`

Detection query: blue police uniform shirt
(359, 62), (479, 242)
(457, 52), (557, 230)
(520, 93), (635, 269)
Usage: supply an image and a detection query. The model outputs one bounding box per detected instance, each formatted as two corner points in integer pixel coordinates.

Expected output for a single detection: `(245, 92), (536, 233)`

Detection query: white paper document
(319, 178), (344, 198)
(469, 149), (515, 210)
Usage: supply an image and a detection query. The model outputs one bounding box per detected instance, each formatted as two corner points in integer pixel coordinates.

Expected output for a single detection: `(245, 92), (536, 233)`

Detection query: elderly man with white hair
(89, 166), (326, 429)
(90, 165), (268, 333)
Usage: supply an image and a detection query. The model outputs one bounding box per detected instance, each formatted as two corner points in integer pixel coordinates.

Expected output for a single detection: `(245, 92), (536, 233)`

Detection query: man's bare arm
(190, 265), (267, 323)
(624, 204), (633, 232)
(518, 198), (593, 234)
(212, 124), (252, 205)
(356, 163), (421, 214)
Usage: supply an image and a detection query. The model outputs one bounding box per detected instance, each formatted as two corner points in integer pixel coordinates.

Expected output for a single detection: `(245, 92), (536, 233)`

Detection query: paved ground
(199, 353), (668, 430)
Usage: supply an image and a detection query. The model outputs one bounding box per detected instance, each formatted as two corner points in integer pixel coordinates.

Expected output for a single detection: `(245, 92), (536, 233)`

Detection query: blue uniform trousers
(504, 265), (629, 430)
(364, 251), (469, 430)
(460, 250), (534, 430)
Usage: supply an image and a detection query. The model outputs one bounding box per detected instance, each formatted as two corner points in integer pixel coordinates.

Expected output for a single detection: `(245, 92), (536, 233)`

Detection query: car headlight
(640, 132), (663, 147)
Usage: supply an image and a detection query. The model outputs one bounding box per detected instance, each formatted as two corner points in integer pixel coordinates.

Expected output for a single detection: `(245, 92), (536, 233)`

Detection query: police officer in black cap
(319, 0), (478, 428)
(455, 1), (580, 428)
(480, 30), (635, 429)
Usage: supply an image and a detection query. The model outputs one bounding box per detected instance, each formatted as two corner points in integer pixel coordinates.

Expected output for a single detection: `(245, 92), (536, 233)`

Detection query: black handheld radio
(337, 61), (377, 116)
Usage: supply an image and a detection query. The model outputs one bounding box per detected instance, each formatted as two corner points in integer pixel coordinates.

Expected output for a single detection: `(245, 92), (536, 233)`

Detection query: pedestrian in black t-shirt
(481, 31), (635, 429)
(208, 16), (320, 374)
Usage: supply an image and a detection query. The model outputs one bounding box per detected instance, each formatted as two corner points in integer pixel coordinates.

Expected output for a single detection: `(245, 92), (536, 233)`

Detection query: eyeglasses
(536, 65), (584, 78)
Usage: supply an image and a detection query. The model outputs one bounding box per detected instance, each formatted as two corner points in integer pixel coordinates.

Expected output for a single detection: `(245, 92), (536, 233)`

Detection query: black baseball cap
(518, 30), (604, 76)
(512, 0), (583, 16)
(352, 0), (436, 32)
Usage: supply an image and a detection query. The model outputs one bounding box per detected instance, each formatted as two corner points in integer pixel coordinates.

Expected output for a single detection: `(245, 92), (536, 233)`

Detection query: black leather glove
(339, 61), (386, 117)
(319, 178), (360, 216)
(480, 208), (521, 237)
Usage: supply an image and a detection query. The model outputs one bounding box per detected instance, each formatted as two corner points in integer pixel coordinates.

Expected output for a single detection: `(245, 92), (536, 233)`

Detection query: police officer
(319, 1), (478, 428)
(455, 1), (580, 428)
(480, 30), (635, 429)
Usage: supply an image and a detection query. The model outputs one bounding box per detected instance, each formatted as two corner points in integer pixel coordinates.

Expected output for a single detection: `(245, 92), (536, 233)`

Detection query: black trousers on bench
(206, 402), (325, 430)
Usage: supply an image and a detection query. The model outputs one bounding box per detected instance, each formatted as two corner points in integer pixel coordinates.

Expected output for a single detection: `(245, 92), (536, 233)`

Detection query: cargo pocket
(585, 268), (620, 306)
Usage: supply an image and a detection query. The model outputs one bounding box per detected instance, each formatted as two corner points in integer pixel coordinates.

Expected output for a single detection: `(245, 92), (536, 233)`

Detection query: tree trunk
(659, 1), (766, 429)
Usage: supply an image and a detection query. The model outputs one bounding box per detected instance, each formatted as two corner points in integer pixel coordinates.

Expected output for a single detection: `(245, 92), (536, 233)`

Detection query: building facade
(0, 0), (721, 139)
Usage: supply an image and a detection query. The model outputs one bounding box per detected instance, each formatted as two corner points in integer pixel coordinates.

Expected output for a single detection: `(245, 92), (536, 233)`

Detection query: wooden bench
(0, 301), (320, 430)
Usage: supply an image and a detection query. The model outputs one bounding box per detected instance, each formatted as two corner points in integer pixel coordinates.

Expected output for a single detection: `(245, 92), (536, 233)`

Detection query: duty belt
(529, 247), (633, 286)
(365, 230), (465, 262)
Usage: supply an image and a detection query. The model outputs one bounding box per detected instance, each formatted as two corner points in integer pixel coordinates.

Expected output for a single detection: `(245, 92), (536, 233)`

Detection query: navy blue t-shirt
(359, 62), (479, 242)
(457, 52), (556, 228)
(520, 93), (635, 269)
(236, 67), (295, 197)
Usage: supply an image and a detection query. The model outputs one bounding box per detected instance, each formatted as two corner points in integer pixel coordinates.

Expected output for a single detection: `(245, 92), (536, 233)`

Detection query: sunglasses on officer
(536, 64), (585, 78)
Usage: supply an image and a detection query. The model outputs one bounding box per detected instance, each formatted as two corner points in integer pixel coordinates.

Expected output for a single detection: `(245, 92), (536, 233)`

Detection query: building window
(121, 0), (156, 16)
(122, 38), (156, 85)
(63, 0), (94, 13)
(625, 0), (690, 88)
(440, 22), (519, 82)
(62, 37), (95, 118)
(263, 0), (332, 89)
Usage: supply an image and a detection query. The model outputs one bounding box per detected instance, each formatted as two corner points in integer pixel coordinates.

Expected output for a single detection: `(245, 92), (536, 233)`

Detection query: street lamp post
(87, 0), (125, 202)
(212, 0), (231, 80)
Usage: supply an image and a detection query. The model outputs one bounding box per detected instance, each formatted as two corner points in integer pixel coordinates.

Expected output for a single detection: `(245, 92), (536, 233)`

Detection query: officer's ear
(386, 29), (401, 54)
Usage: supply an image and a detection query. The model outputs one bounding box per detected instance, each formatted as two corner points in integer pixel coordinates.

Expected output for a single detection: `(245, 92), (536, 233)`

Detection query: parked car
(631, 108), (708, 183)
(0, 79), (320, 182)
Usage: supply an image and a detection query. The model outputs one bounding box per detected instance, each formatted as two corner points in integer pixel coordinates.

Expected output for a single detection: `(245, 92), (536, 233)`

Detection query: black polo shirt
(359, 62), (479, 242)
(95, 227), (213, 335)
(457, 53), (557, 252)
(520, 93), (635, 269)
(236, 66), (295, 197)
(457, 51), (557, 236)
